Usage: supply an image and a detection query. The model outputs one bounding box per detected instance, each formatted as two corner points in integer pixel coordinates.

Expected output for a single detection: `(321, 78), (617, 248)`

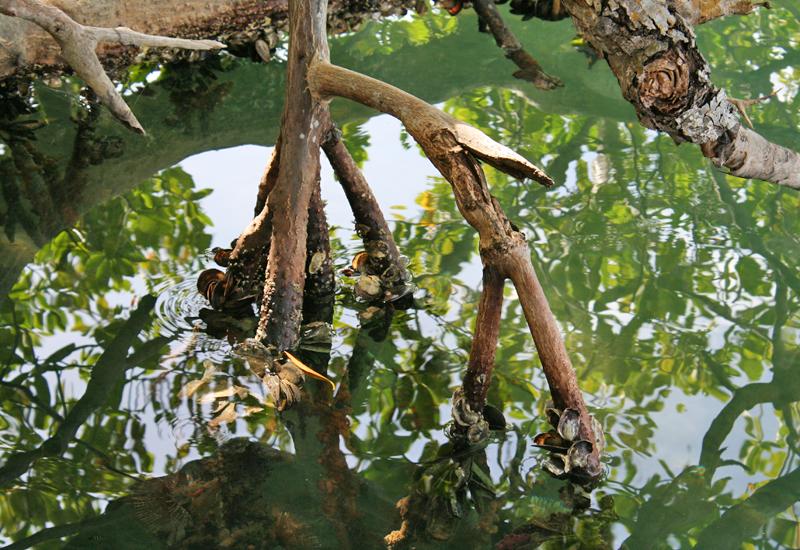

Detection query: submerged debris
(235, 339), (335, 411)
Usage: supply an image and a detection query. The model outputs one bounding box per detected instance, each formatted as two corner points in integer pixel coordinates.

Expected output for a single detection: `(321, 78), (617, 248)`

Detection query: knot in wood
(638, 50), (689, 113)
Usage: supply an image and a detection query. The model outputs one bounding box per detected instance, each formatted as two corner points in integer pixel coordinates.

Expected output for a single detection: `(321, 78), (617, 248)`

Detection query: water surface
(1, 6), (799, 549)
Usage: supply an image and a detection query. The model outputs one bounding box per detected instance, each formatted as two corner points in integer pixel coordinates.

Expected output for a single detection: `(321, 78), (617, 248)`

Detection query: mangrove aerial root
(307, 57), (602, 482)
(320, 115), (414, 303)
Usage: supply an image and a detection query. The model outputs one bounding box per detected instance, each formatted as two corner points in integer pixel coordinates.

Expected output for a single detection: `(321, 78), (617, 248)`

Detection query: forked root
(309, 60), (602, 483)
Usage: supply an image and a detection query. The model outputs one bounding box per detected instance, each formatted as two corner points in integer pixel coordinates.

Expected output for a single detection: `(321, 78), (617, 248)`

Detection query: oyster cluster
(533, 406), (605, 484)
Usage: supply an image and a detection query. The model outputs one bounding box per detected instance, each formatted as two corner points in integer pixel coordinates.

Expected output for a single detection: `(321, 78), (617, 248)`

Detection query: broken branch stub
(308, 62), (554, 188)
(0, 0), (225, 133)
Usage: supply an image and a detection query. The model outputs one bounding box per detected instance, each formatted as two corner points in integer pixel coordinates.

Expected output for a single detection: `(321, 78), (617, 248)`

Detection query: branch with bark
(0, 0), (225, 133)
(671, 0), (769, 25)
(560, 0), (797, 188)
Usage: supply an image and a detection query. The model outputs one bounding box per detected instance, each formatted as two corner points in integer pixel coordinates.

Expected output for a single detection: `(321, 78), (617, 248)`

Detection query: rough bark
(562, 0), (799, 188)
(671, 0), (768, 25)
(253, 0), (329, 351)
(304, 179), (335, 306)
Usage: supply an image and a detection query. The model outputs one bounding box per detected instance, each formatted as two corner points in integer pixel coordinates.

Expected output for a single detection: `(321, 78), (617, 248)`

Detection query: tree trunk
(253, 0), (328, 351)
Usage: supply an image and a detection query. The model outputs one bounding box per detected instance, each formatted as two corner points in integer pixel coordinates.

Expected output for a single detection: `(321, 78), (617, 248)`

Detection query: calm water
(1, 6), (800, 549)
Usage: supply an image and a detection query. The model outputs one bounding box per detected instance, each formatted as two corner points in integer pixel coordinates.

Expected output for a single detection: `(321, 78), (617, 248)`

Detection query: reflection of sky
(8, 110), (785, 524)
(175, 108), (783, 503)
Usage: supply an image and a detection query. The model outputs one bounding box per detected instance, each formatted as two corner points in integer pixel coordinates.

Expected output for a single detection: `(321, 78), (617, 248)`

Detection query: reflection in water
(1, 7), (800, 550)
(152, 273), (254, 361)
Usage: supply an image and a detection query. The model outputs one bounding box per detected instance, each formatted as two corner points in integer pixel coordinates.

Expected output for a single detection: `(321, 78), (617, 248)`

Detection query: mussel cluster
(447, 388), (508, 445)
(533, 406), (605, 484)
(196, 266), (254, 314)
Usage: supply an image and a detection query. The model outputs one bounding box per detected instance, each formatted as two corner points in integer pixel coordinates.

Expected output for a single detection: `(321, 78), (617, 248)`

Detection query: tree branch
(0, 0), (225, 133)
(309, 62), (554, 187)
(320, 116), (409, 296)
(562, 0), (799, 189)
(462, 266), (504, 412)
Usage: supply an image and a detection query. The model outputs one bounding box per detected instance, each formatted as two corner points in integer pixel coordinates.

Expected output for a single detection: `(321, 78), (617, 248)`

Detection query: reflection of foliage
(339, 121), (371, 167)
(0, 167), (214, 543)
(2, 4), (800, 548)
(157, 56), (238, 133)
(342, 11), (460, 56)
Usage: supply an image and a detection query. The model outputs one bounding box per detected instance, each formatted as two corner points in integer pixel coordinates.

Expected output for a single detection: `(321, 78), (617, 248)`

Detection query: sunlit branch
(0, 0), (225, 133)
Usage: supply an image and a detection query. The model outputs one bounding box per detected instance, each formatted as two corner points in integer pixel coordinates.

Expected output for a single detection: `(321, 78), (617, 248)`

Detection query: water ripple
(153, 274), (233, 362)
